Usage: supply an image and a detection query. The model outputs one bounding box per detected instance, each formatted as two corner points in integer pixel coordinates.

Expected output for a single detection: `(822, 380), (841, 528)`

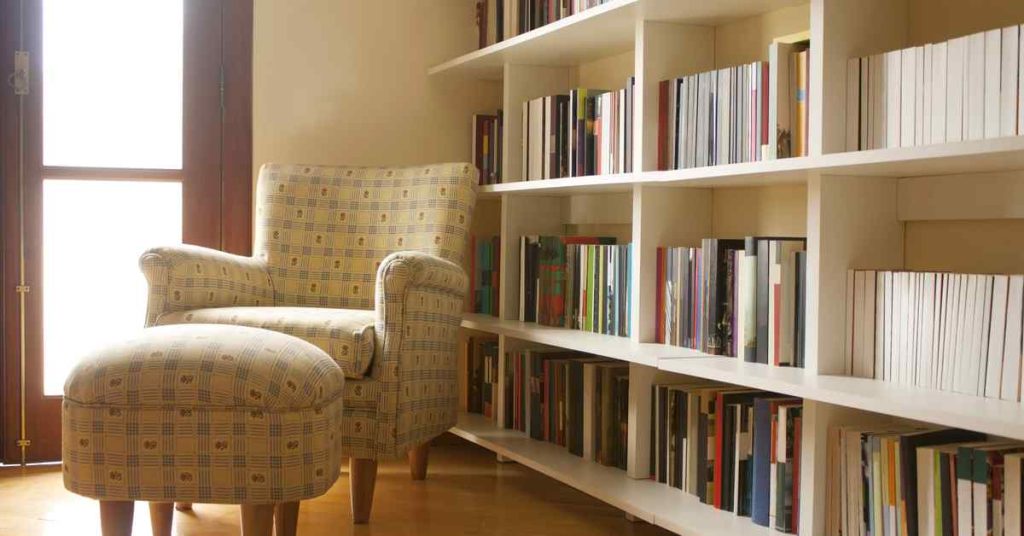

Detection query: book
(847, 24), (1024, 151)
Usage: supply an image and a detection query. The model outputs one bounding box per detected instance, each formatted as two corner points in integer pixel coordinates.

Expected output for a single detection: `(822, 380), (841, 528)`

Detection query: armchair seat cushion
(158, 306), (376, 379)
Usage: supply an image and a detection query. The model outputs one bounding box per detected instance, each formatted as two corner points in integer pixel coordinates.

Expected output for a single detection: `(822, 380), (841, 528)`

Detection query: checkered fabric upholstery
(62, 324), (345, 504)
(158, 307), (376, 379)
(140, 163), (477, 459)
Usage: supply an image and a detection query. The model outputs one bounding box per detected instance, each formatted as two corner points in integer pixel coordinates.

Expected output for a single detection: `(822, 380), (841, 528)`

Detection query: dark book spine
(794, 250), (806, 368)
(750, 398), (771, 526)
(755, 239), (770, 364)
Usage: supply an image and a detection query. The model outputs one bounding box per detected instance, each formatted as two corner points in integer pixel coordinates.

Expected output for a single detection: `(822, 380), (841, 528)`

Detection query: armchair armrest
(371, 251), (468, 455)
(139, 244), (275, 326)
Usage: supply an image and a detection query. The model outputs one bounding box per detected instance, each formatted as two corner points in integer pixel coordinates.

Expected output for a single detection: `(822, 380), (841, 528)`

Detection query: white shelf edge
(428, 0), (638, 78)
(478, 137), (1024, 198)
(450, 411), (773, 536)
(460, 314), (698, 366)
(657, 356), (1024, 441)
(461, 314), (1024, 440)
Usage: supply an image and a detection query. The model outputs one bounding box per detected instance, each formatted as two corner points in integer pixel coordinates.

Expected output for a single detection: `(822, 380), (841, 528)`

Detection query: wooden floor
(0, 439), (674, 535)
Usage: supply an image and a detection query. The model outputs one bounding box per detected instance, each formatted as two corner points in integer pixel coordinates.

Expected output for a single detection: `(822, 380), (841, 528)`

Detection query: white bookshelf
(447, 0), (1024, 535)
(451, 412), (776, 536)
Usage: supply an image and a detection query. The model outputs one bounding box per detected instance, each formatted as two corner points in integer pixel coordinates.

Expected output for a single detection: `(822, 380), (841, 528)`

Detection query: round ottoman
(62, 324), (345, 536)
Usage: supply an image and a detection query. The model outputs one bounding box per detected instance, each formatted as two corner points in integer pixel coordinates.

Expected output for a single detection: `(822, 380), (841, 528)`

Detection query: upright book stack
(656, 237), (807, 367)
(522, 79), (636, 180)
(650, 381), (804, 534)
(846, 270), (1024, 400)
(472, 112), (503, 185)
(505, 349), (630, 469)
(657, 61), (771, 170)
(821, 424), (1024, 536)
(520, 236), (632, 337)
(480, 0), (613, 48)
(469, 235), (501, 316)
(464, 336), (500, 419)
(846, 24), (1024, 151)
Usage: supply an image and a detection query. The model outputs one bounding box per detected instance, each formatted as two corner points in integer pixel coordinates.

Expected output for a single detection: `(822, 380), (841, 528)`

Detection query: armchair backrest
(254, 163), (478, 310)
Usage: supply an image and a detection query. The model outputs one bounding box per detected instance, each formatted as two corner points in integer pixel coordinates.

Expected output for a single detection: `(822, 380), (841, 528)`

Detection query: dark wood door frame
(0, 0), (253, 464)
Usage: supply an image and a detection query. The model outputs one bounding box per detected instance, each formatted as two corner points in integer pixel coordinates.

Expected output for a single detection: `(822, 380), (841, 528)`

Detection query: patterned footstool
(62, 324), (346, 536)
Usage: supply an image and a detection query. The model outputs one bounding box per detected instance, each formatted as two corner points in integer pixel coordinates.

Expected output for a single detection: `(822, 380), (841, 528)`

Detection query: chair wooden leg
(99, 501), (134, 536)
(174, 502), (193, 512)
(240, 504), (275, 536)
(274, 501), (300, 536)
(349, 458), (378, 524)
(148, 502), (173, 536)
(408, 442), (430, 481)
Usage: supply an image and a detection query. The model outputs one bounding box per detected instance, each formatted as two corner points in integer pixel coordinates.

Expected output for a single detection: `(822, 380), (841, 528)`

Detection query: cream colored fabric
(140, 244), (275, 327)
(139, 162), (478, 459)
(158, 306), (376, 379)
(253, 162), (476, 311)
(62, 324), (345, 504)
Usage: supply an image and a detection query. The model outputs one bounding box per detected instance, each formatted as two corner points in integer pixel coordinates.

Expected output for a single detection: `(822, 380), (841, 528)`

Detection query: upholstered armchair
(139, 163), (477, 523)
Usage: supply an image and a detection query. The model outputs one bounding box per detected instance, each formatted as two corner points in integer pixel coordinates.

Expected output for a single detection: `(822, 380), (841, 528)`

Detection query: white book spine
(985, 29), (1002, 139)
(915, 46), (925, 146)
(886, 50), (902, 148)
(901, 48), (916, 148)
(847, 270), (857, 375)
(967, 32), (987, 141)
(872, 53), (887, 149)
(1020, 24), (1024, 136)
(947, 37), (967, 143)
(918, 448), (936, 536)
(932, 42), (948, 144)
(1003, 25), (1021, 137)
(1005, 275), (1024, 402)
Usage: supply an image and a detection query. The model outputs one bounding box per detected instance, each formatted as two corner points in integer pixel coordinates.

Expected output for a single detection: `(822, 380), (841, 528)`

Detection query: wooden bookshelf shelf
(451, 411), (772, 536)
(657, 356), (1024, 441)
(461, 313), (699, 366)
(476, 136), (1024, 198)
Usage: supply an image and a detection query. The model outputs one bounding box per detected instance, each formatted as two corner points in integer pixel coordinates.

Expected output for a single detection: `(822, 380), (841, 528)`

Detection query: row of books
(519, 236), (632, 337)
(504, 349), (630, 469)
(846, 24), (1024, 152)
(476, 0), (611, 49)
(656, 41), (810, 171)
(469, 235), (501, 316)
(823, 424), (1024, 536)
(846, 270), (1024, 400)
(464, 336), (500, 419)
(522, 79), (636, 181)
(650, 380), (803, 533)
(658, 61), (771, 170)
(656, 237), (807, 367)
(472, 112), (503, 185)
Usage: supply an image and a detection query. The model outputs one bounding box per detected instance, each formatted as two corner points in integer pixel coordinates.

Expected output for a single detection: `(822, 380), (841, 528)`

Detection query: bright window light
(43, 0), (183, 169)
(43, 180), (182, 396)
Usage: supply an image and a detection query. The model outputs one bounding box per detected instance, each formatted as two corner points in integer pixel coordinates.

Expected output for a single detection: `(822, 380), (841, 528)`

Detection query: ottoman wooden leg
(240, 504), (275, 536)
(149, 502), (173, 536)
(350, 458), (378, 524)
(409, 442), (430, 481)
(99, 501), (134, 536)
(174, 502), (193, 512)
(274, 502), (300, 536)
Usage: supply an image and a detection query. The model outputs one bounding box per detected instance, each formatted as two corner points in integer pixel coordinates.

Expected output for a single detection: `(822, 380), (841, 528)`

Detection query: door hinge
(11, 51), (29, 95)
(16, 439), (30, 448)
(15, 285), (30, 294)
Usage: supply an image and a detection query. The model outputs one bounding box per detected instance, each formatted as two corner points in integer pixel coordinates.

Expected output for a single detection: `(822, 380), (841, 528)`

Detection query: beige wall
(253, 0), (502, 171)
